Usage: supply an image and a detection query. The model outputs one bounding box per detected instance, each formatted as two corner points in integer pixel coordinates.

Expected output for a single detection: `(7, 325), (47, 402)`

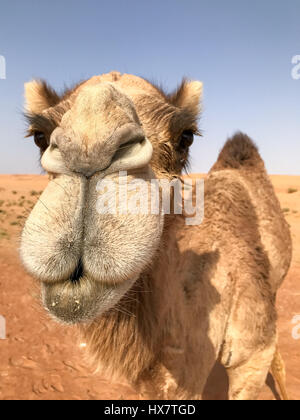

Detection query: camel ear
(169, 80), (203, 111)
(24, 80), (60, 114)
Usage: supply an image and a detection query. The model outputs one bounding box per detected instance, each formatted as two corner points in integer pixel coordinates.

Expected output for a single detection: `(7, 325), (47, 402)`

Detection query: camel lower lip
(42, 276), (135, 324)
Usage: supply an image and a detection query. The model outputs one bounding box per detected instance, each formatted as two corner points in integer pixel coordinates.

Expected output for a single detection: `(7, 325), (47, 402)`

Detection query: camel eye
(34, 131), (48, 150)
(178, 130), (194, 150)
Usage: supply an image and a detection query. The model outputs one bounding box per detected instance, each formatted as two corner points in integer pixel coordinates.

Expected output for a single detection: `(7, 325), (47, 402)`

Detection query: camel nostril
(70, 259), (84, 284)
(118, 136), (144, 150)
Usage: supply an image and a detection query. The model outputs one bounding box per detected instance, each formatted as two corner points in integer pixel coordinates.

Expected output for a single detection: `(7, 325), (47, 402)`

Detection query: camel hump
(213, 132), (263, 171)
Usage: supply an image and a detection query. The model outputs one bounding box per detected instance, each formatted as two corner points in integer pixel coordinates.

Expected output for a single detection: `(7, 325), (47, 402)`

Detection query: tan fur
(21, 72), (292, 400)
(25, 80), (60, 114)
(271, 347), (289, 400)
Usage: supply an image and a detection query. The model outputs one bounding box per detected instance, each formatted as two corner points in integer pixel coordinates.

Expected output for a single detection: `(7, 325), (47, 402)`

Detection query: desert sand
(0, 174), (299, 400)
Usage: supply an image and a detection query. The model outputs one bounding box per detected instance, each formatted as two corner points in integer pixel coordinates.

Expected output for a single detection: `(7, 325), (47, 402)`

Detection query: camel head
(20, 72), (202, 324)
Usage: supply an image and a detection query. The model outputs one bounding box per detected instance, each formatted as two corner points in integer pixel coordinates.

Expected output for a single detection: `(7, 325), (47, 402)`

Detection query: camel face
(20, 73), (202, 324)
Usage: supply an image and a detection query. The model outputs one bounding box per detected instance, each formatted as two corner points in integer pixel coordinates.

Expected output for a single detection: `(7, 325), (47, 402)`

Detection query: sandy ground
(0, 174), (299, 400)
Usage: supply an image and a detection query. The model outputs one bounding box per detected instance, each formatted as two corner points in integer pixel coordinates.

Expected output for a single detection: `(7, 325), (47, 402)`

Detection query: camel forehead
(59, 81), (142, 151)
(54, 72), (169, 146)
(62, 81), (140, 127)
(77, 72), (163, 99)
(56, 72), (166, 132)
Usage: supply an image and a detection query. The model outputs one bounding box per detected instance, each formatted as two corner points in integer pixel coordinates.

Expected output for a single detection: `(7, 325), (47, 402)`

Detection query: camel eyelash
(24, 112), (57, 137)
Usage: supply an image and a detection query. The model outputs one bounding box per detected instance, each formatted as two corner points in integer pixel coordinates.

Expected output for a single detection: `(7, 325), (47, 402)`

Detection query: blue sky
(0, 0), (299, 174)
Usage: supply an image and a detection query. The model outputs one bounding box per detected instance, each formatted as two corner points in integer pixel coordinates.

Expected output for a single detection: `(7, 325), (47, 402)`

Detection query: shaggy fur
(21, 73), (292, 400)
(211, 133), (292, 292)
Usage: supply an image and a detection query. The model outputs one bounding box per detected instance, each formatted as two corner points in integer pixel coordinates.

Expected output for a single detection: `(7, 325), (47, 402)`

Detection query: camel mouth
(42, 273), (136, 324)
(20, 168), (164, 325)
(70, 259), (84, 284)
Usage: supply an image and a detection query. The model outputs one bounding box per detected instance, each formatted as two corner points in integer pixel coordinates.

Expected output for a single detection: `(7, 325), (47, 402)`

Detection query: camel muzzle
(20, 168), (164, 324)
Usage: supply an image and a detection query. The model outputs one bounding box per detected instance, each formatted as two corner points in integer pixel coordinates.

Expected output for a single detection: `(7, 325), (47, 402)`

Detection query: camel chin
(42, 275), (137, 324)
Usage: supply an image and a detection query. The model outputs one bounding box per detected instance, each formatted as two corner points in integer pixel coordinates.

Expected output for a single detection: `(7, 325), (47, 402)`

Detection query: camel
(20, 72), (292, 400)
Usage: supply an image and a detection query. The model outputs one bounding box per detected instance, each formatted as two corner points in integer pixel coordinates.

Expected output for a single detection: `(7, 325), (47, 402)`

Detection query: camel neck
(80, 215), (182, 386)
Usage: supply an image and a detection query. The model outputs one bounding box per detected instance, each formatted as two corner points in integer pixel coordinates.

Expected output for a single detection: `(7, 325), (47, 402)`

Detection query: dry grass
(0, 228), (9, 239)
(30, 190), (42, 197)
